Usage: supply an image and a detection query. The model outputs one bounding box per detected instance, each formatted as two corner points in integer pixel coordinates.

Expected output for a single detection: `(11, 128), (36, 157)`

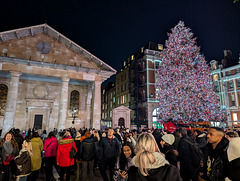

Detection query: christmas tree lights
(156, 21), (227, 123)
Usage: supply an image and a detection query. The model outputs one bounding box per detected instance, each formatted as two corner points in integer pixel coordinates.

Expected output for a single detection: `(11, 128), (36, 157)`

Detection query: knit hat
(227, 137), (240, 162)
(162, 134), (175, 145)
(85, 131), (92, 138)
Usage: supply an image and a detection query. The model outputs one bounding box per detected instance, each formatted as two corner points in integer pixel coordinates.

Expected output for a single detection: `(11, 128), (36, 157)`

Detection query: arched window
(69, 90), (79, 118)
(0, 84), (8, 116)
(152, 107), (162, 129)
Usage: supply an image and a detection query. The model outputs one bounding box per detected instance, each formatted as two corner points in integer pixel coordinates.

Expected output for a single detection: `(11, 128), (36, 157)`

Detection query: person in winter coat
(43, 131), (58, 181)
(100, 128), (121, 181)
(0, 132), (19, 181)
(79, 131), (95, 180)
(74, 132), (81, 180)
(160, 134), (178, 167)
(30, 131), (43, 181)
(128, 133), (182, 181)
(173, 129), (181, 150)
(200, 127), (229, 181)
(194, 130), (207, 147)
(225, 137), (240, 181)
(178, 128), (199, 181)
(57, 131), (77, 181)
(14, 129), (24, 151)
(116, 142), (135, 181)
(15, 140), (32, 181)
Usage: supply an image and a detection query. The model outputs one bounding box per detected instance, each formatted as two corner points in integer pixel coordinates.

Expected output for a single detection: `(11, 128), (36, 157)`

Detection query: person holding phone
(116, 142), (135, 181)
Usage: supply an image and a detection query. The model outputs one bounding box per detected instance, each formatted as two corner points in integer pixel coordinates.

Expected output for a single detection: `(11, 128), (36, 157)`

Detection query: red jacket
(43, 137), (58, 157)
(56, 138), (77, 167)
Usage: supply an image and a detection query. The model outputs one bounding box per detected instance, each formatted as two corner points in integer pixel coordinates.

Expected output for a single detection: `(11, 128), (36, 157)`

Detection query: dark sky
(0, 0), (239, 72)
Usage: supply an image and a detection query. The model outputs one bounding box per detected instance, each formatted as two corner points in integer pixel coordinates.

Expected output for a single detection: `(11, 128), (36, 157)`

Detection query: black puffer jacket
(226, 158), (240, 181)
(15, 149), (31, 176)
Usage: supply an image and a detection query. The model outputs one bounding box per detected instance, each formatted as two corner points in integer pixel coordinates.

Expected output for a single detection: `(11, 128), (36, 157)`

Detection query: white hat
(162, 134), (175, 145)
(227, 137), (240, 162)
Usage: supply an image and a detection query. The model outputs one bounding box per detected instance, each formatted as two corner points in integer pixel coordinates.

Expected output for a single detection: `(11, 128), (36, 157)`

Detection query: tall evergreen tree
(156, 21), (227, 123)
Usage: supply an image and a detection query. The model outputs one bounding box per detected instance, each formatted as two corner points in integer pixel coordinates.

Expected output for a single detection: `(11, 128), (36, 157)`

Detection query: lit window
(0, 84), (8, 116)
(158, 44), (163, 50)
(123, 61), (126, 66)
(213, 74), (218, 82)
(113, 97), (115, 103)
(233, 113), (238, 121)
(69, 90), (79, 118)
(131, 55), (134, 60)
(141, 47), (144, 53)
(212, 64), (217, 70)
(110, 111), (112, 118)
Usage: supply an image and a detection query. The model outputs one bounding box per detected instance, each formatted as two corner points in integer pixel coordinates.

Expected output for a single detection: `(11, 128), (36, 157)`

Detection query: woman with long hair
(117, 142), (135, 181)
(128, 133), (182, 181)
(43, 131), (58, 181)
(15, 140), (32, 181)
(0, 132), (19, 181)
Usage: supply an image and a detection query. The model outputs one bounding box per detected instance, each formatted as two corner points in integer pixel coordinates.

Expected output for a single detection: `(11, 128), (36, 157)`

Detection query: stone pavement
(37, 166), (103, 181)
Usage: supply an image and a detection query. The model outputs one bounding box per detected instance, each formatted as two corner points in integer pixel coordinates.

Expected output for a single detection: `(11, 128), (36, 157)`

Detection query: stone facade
(0, 24), (116, 136)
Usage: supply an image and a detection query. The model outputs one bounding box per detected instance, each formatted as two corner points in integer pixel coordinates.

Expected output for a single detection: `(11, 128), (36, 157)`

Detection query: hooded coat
(57, 138), (77, 167)
(128, 152), (182, 181)
(15, 148), (31, 177)
(31, 137), (43, 171)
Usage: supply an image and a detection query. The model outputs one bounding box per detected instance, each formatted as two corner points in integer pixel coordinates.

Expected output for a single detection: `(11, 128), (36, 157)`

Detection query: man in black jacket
(200, 127), (229, 181)
(79, 131), (95, 181)
(178, 127), (199, 181)
(100, 128), (120, 181)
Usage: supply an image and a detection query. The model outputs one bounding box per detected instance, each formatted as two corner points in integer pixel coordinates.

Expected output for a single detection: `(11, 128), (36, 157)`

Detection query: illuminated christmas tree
(156, 21), (227, 123)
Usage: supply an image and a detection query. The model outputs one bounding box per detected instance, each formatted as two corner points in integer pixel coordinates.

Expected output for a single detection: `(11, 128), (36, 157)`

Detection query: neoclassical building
(0, 24), (116, 136)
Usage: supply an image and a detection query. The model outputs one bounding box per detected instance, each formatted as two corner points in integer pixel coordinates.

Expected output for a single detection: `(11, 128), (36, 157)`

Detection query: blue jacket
(100, 136), (120, 159)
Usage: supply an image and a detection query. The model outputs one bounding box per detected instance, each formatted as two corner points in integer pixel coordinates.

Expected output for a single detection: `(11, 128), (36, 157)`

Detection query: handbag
(5, 155), (15, 162)
(69, 142), (76, 159)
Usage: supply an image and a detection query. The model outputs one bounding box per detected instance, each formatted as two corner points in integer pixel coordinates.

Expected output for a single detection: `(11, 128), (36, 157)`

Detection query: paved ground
(37, 166), (104, 181)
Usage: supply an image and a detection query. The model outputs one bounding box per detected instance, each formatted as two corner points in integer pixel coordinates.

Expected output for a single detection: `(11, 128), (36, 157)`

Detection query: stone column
(85, 83), (93, 129)
(57, 77), (70, 130)
(92, 81), (101, 129)
(2, 71), (21, 136)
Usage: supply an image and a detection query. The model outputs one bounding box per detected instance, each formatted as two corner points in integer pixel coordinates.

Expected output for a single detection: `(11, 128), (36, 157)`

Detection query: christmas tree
(156, 21), (227, 123)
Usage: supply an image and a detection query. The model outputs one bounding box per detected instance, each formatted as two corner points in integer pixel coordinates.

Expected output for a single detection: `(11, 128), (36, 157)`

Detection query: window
(212, 64), (217, 70)
(113, 97), (115, 103)
(141, 47), (144, 53)
(214, 85), (219, 92)
(152, 108), (162, 129)
(213, 74), (218, 82)
(236, 69), (240, 73)
(237, 79), (240, 88)
(0, 84), (8, 116)
(158, 44), (163, 50)
(231, 94), (235, 107)
(155, 61), (161, 70)
(233, 113), (238, 121)
(118, 97), (120, 105)
(131, 55), (134, 60)
(227, 71), (231, 76)
(69, 90), (79, 118)
(123, 95), (125, 104)
(110, 111), (112, 118)
(229, 81), (234, 89)
(110, 101), (112, 108)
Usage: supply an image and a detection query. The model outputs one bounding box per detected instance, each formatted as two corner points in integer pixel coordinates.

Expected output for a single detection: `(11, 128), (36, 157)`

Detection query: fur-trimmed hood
(58, 138), (74, 145)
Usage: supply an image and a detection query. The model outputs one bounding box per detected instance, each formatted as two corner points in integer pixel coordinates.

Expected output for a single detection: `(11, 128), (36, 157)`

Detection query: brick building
(210, 50), (240, 127)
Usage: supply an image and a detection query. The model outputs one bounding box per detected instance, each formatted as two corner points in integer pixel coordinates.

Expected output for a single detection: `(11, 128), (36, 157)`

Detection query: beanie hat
(227, 137), (240, 162)
(85, 131), (92, 138)
(162, 134), (175, 145)
(75, 132), (81, 140)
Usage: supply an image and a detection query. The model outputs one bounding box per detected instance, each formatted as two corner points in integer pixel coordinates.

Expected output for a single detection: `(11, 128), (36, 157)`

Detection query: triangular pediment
(113, 105), (131, 112)
(0, 24), (116, 81)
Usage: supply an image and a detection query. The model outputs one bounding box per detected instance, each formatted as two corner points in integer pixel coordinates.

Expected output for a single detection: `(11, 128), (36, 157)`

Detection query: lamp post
(72, 109), (77, 125)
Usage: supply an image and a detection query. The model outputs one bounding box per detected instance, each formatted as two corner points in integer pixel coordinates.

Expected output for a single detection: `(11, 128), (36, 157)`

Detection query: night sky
(0, 0), (239, 73)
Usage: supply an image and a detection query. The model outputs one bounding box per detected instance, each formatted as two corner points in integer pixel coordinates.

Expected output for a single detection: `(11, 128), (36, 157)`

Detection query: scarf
(3, 141), (13, 155)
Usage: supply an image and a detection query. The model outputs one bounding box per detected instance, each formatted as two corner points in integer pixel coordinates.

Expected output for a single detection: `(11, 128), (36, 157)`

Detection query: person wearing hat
(79, 131), (96, 180)
(160, 134), (178, 167)
(226, 137), (240, 181)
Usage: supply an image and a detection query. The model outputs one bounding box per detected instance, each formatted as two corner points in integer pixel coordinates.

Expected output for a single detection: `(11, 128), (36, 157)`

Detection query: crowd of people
(0, 126), (239, 181)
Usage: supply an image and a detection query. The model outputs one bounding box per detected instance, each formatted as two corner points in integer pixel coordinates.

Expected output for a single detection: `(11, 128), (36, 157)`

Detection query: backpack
(69, 142), (77, 159)
(184, 139), (204, 168)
